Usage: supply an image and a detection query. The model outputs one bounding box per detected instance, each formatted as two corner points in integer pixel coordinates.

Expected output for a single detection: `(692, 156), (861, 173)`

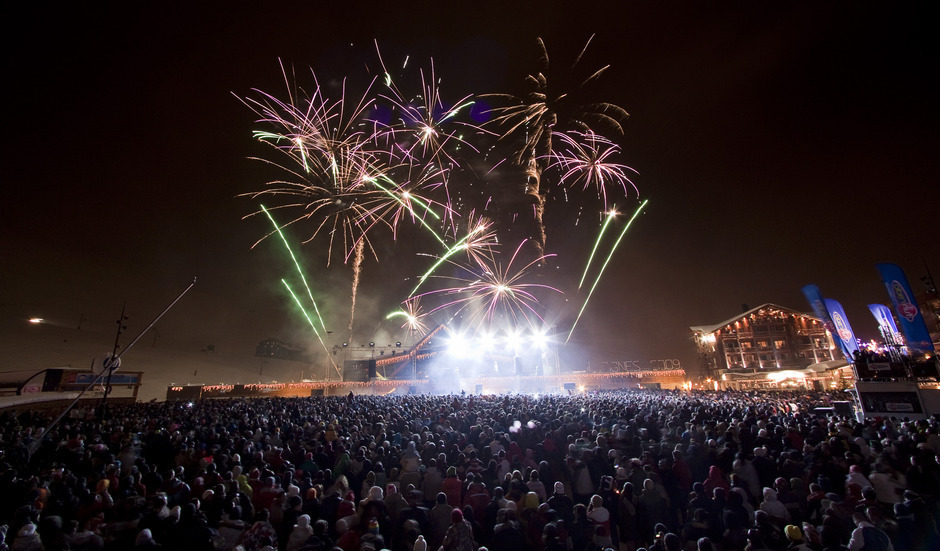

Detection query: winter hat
(136, 528), (154, 546)
(785, 525), (803, 542)
(554, 481), (565, 494)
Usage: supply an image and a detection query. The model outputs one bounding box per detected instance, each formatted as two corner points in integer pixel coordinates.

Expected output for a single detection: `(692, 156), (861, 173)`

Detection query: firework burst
(413, 239), (561, 334)
(547, 130), (639, 210)
(374, 44), (487, 168)
(386, 296), (429, 336)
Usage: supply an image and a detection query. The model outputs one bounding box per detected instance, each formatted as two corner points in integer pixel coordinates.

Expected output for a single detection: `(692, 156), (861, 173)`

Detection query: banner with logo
(802, 285), (852, 362)
(823, 298), (860, 361)
(868, 304), (901, 341)
(876, 263), (936, 354)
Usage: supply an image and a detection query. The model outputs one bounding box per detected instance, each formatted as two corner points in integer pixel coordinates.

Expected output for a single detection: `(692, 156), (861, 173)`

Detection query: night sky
(3, 2), (937, 396)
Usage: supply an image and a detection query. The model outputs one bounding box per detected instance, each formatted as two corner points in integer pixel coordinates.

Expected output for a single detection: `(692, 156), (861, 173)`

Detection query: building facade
(691, 304), (841, 389)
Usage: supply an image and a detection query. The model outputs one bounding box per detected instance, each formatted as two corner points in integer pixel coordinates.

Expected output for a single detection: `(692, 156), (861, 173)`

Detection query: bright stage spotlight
(445, 333), (472, 358)
(506, 329), (523, 353)
(478, 332), (496, 352)
(531, 329), (549, 350)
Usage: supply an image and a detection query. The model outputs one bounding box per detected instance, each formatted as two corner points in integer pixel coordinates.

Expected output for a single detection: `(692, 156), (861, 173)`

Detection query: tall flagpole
(28, 278), (197, 457)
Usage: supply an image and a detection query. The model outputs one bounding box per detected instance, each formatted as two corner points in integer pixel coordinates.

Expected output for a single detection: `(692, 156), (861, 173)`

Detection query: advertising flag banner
(876, 263), (936, 354)
(868, 304), (901, 339)
(802, 284), (833, 326)
(824, 298), (860, 362)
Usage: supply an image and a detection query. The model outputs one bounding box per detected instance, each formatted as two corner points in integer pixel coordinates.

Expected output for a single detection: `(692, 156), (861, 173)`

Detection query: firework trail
(567, 199), (648, 343)
(261, 204), (326, 331)
(263, 203), (338, 372)
(282, 279), (341, 377)
(281, 279), (318, 334)
(348, 238), (364, 337)
(580, 208), (618, 289)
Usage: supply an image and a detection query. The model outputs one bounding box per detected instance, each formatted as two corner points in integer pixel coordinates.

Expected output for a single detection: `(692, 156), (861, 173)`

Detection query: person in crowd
(846, 512), (892, 551)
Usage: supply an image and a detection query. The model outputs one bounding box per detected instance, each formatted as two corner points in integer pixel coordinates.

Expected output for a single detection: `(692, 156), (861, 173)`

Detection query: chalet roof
(689, 303), (820, 335)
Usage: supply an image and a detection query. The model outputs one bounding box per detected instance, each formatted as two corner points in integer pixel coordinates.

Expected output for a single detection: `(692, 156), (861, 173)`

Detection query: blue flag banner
(824, 298), (861, 362)
(802, 284), (833, 327)
(868, 304), (900, 340)
(802, 284), (852, 362)
(803, 285), (854, 362)
(876, 263), (936, 354)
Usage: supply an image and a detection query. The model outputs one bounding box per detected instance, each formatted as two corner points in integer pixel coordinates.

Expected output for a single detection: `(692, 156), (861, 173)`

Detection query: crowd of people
(0, 388), (938, 551)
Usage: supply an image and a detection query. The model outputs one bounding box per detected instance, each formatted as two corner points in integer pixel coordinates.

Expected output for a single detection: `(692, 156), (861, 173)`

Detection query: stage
(165, 368), (688, 400)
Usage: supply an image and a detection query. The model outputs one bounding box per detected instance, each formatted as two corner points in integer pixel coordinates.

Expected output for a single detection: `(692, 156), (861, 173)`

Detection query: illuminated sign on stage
(600, 359), (683, 371)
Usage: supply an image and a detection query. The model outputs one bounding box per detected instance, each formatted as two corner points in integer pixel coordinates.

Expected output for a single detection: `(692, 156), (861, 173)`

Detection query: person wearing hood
(134, 527), (160, 549)
(587, 494), (612, 535)
(285, 514), (313, 551)
(759, 488), (790, 526)
(11, 523), (43, 551)
(441, 466), (463, 508)
(704, 466), (730, 495)
(441, 508), (476, 551)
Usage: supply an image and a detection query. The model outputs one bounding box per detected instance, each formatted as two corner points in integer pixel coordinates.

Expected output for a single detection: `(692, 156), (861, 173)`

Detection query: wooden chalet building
(690, 303), (846, 390)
